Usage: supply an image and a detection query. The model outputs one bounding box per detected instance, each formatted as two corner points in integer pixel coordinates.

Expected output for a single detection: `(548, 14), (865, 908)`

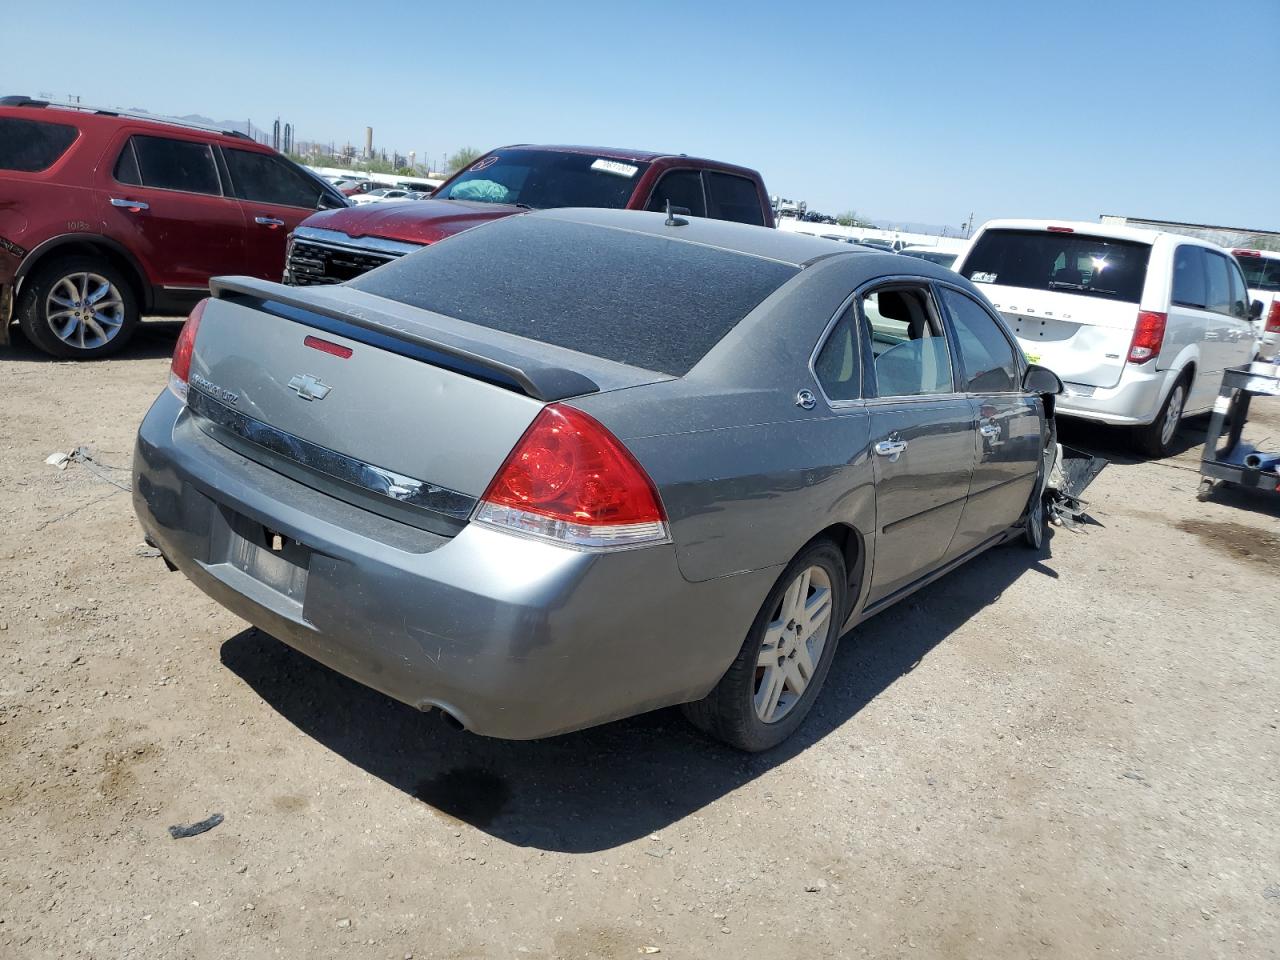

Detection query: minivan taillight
(1128, 310), (1167, 363)
(1267, 300), (1280, 335)
(474, 404), (669, 550)
(167, 298), (208, 402)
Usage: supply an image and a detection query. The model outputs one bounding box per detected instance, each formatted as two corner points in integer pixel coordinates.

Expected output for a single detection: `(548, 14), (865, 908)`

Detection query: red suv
(0, 96), (348, 358)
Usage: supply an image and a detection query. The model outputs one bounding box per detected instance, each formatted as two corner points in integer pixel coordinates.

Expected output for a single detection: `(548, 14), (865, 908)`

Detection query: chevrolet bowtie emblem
(287, 374), (331, 401)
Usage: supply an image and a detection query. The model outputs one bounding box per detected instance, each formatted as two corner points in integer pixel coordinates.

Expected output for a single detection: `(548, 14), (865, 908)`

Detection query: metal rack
(1198, 361), (1280, 501)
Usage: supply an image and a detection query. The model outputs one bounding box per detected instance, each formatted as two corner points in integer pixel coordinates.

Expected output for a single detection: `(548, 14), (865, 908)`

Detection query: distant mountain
(126, 108), (254, 137)
(869, 218), (966, 238)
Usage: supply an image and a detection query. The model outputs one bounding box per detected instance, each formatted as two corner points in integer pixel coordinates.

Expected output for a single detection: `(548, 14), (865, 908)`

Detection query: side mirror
(1023, 363), (1063, 396)
(1250, 299), (1264, 321)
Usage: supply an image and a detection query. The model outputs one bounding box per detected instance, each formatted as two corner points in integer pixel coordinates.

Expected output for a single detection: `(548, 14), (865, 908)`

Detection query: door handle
(109, 197), (149, 211)
(979, 422), (1002, 439)
(874, 438), (908, 461)
(255, 216), (285, 227)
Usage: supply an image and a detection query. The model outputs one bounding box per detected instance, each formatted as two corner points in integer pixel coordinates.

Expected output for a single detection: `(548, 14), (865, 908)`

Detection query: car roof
(491, 143), (759, 172)
(974, 217), (1236, 251)
(530, 208), (882, 268)
(1234, 247), (1280, 261)
(0, 96), (267, 149)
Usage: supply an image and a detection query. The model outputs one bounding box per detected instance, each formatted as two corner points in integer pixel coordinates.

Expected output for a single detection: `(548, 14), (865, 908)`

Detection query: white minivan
(955, 220), (1259, 456)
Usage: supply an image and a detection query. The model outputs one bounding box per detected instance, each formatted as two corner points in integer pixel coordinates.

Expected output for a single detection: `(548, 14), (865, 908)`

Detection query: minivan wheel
(682, 541), (846, 752)
(17, 256), (139, 359)
(1133, 375), (1188, 458)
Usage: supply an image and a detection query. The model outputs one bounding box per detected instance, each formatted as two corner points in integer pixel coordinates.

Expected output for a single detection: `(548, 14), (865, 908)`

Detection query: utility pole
(963, 212), (975, 238)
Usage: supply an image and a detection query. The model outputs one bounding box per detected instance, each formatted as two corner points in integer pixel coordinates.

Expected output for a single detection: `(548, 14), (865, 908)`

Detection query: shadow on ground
(1, 318), (183, 362)
(221, 539), (1057, 853)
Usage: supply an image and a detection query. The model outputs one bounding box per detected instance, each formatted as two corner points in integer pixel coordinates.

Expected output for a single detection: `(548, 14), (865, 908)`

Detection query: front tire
(16, 256), (139, 359)
(1133, 374), (1189, 459)
(682, 540), (847, 752)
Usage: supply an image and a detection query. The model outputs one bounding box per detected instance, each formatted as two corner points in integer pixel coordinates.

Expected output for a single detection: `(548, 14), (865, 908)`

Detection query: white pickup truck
(1233, 248), (1280, 360)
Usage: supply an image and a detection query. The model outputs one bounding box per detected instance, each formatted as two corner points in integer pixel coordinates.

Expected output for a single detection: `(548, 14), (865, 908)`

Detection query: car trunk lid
(186, 278), (669, 535)
(981, 287), (1139, 389)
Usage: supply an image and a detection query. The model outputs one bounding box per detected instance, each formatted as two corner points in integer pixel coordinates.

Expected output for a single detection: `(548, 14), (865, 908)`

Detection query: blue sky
(6, 0), (1278, 231)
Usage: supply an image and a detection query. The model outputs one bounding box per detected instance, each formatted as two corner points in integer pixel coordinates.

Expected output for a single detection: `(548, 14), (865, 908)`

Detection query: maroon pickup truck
(284, 144), (774, 286)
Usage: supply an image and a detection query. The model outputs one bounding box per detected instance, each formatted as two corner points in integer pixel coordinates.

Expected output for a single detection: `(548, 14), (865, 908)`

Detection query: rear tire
(682, 540), (847, 752)
(17, 256), (139, 359)
(1133, 374), (1189, 459)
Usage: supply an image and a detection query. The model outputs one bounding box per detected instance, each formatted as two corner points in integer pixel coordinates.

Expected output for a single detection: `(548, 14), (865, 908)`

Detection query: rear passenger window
(940, 287), (1019, 392)
(0, 117), (77, 172)
(1203, 251), (1232, 316)
(123, 135), (221, 195)
(1172, 245), (1207, 309)
(646, 170), (706, 217)
(859, 287), (954, 398)
(813, 308), (862, 401)
(705, 172), (764, 226)
(224, 148), (322, 208)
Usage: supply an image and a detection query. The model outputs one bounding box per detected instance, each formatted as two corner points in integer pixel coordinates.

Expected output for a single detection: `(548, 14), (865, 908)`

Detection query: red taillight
(167, 298), (208, 401)
(1047, 226), (1074, 233)
(304, 335), (353, 359)
(1128, 310), (1167, 364)
(474, 404), (668, 549)
(1267, 300), (1280, 335)
(1233, 248), (1262, 258)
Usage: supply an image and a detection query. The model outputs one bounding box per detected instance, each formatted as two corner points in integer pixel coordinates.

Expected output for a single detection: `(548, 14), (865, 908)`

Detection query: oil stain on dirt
(1177, 519), (1280, 567)
(413, 767), (510, 827)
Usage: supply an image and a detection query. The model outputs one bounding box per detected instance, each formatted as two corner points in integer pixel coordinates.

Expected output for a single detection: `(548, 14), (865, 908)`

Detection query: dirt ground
(1, 320), (1278, 960)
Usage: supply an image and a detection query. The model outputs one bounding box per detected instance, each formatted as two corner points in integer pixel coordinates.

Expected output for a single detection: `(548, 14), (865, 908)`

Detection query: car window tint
(940, 287), (1019, 392)
(129, 135), (221, 195)
(705, 172), (764, 226)
(813, 307), (862, 401)
(1172, 245), (1207, 308)
(1203, 250), (1232, 315)
(962, 229), (1151, 303)
(113, 140), (142, 186)
(349, 216), (797, 376)
(1224, 256), (1250, 319)
(224, 148), (321, 208)
(1235, 254), (1280, 292)
(645, 170), (706, 217)
(0, 117), (78, 172)
(860, 287), (954, 397)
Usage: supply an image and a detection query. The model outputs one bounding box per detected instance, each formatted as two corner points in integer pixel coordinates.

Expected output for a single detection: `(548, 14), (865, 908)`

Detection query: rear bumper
(1055, 363), (1168, 426)
(132, 390), (773, 739)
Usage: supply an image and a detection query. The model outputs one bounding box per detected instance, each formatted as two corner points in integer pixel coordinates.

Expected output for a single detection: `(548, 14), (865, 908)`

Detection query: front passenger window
(860, 287), (954, 398)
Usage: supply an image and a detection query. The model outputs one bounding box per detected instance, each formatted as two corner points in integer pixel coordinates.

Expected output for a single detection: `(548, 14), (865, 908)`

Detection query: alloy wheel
(754, 565), (834, 723)
(45, 272), (126, 350)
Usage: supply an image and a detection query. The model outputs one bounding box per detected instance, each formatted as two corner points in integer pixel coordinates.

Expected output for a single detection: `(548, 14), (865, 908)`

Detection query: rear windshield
(433, 149), (651, 210)
(962, 228), (1151, 303)
(1235, 254), (1280, 292)
(349, 216), (798, 375)
(0, 117), (78, 172)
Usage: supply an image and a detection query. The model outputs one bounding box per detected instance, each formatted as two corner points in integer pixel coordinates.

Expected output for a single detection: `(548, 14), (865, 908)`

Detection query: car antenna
(664, 198), (689, 227)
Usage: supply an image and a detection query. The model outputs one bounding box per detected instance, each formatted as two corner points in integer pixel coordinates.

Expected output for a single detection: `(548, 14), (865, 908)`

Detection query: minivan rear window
(962, 229), (1151, 303)
(1235, 253), (1280, 292)
(0, 117), (78, 172)
(350, 216), (798, 375)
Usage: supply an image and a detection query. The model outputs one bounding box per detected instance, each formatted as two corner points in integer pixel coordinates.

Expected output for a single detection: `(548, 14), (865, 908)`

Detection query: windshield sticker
(591, 158), (639, 178)
(970, 271), (998, 284)
(469, 156), (500, 172)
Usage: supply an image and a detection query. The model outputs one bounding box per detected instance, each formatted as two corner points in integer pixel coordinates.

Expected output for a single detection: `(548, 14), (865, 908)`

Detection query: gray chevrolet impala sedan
(133, 208), (1063, 751)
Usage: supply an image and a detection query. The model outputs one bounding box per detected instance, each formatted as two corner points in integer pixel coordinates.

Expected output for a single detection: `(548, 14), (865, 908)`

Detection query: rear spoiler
(209, 276), (600, 402)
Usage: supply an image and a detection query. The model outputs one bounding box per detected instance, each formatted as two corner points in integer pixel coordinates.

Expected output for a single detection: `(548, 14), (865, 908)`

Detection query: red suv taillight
(474, 404), (668, 549)
(167, 298), (208, 402)
(1267, 300), (1280, 335)
(1128, 310), (1167, 363)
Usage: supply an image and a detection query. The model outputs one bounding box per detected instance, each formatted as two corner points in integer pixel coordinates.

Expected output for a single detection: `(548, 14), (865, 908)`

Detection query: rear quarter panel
(570, 256), (881, 602)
